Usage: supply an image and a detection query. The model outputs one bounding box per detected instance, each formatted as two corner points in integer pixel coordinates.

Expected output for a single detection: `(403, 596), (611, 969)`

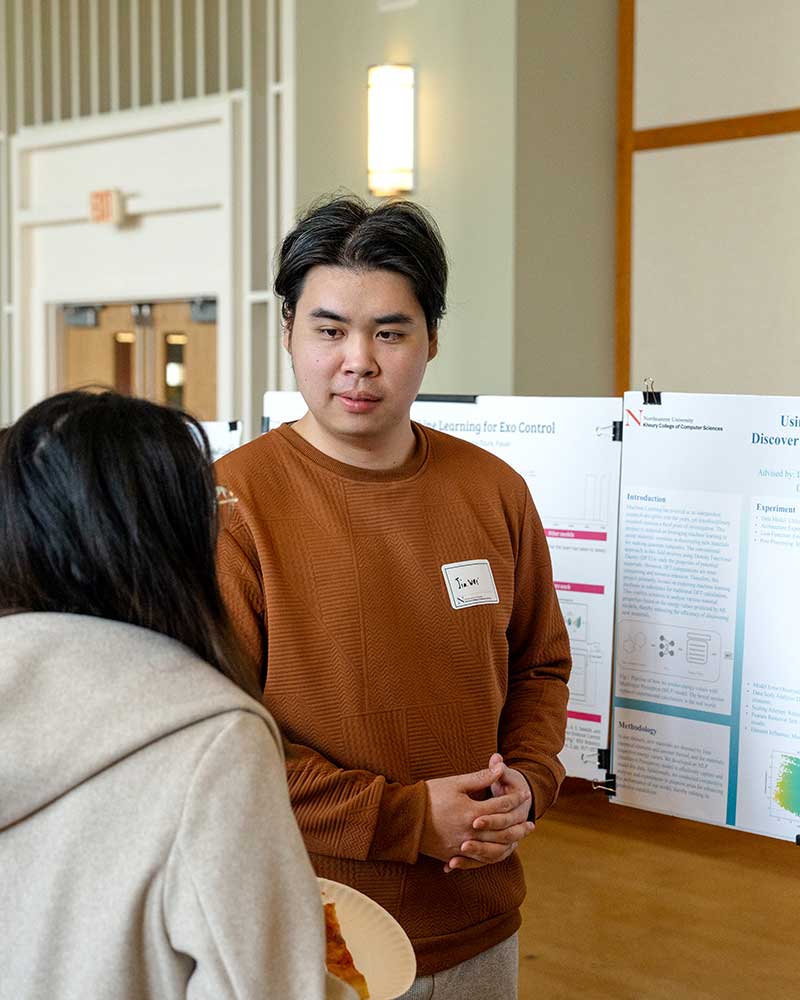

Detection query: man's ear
(427, 328), (438, 362)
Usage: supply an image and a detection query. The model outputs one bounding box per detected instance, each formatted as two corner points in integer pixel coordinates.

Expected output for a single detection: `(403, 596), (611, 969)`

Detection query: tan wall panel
(632, 132), (800, 394)
(515, 0), (617, 397)
(635, 0), (800, 129)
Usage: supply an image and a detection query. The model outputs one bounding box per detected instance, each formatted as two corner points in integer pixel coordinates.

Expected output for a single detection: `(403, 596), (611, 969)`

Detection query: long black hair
(0, 390), (259, 700)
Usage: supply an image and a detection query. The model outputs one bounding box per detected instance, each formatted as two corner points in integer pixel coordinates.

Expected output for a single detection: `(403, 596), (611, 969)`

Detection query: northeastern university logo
(625, 408), (643, 428)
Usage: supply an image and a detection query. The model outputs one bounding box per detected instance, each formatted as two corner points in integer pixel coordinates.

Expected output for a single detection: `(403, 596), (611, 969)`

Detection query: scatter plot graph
(770, 752), (800, 823)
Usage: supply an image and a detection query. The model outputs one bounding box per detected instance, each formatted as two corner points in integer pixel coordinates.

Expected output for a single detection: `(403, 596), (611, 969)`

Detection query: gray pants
(396, 933), (518, 1000)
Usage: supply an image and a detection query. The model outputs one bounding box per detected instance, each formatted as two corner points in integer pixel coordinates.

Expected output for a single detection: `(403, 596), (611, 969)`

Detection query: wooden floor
(517, 779), (798, 999)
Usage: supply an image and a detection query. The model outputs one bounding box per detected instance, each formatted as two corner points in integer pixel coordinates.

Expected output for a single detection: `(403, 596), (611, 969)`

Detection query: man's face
(284, 265), (437, 458)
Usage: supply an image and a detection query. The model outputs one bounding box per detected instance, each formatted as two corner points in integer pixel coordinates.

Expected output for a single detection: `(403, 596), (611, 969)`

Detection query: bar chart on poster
(611, 392), (800, 843)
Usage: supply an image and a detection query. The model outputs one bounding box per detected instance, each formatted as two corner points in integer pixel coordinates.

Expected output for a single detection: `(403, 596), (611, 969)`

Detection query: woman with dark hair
(0, 390), (354, 1000)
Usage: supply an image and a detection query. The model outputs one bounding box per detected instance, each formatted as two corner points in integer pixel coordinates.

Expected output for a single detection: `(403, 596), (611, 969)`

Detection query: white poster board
(612, 392), (800, 843)
(201, 420), (243, 463)
(261, 392), (306, 430)
(263, 391), (623, 781)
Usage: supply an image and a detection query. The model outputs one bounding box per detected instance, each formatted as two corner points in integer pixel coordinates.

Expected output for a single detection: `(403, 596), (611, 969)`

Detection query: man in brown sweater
(215, 196), (571, 999)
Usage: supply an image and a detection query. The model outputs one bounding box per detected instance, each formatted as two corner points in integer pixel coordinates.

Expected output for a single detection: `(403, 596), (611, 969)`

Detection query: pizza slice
(324, 901), (370, 999)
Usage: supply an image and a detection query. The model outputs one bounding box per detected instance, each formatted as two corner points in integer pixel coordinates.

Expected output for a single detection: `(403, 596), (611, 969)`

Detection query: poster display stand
(261, 389), (800, 843)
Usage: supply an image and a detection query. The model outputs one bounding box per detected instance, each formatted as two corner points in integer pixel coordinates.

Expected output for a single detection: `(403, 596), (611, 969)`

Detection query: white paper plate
(319, 877), (416, 1000)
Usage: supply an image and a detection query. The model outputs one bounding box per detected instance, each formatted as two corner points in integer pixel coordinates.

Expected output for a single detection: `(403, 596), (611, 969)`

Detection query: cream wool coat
(0, 612), (354, 1000)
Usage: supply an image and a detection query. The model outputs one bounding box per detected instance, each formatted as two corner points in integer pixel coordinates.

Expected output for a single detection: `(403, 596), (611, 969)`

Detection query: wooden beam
(635, 107), (800, 151)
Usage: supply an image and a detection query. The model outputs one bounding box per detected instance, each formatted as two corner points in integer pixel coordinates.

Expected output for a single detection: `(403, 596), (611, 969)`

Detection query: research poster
(612, 392), (800, 842)
(262, 391), (307, 430)
(263, 392), (623, 781)
(201, 420), (243, 462)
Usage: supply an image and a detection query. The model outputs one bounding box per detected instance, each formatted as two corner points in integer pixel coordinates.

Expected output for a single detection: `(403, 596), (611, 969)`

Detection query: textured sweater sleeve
(284, 742), (429, 865)
(499, 489), (571, 819)
(216, 523), (268, 691)
(163, 713), (356, 1000)
(217, 511), (429, 865)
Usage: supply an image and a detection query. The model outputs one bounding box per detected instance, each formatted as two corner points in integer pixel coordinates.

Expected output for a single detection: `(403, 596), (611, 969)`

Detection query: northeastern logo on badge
(441, 560), (499, 610)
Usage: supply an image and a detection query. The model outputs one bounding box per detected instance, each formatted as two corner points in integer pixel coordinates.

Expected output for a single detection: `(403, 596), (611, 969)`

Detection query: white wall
(633, 133), (800, 395)
(295, 0), (618, 400)
(295, 0), (517, 396)
(514, 0), (617, 397)
(632, 0), (800, 396)
(635, 0), (800, 128)
(0, 0), (289, 431)
(2, 1), (623, 417)
(11, 99), (245, 423)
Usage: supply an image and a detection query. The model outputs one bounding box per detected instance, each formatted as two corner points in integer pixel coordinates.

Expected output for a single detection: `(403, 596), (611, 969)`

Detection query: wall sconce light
(368, 65), (415, 197)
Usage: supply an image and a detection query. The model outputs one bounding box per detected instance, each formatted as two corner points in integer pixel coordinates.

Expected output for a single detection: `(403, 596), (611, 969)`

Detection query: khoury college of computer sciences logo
(625, 407), (643, 428)
(624, 409), (724, 434)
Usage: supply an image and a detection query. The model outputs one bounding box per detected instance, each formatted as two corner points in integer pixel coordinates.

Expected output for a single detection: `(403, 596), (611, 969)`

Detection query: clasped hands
(419, 753), (534, 873)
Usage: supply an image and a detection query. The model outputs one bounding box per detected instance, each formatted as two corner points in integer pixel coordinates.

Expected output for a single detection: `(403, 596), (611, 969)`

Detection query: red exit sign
(89, 188), (124, 224)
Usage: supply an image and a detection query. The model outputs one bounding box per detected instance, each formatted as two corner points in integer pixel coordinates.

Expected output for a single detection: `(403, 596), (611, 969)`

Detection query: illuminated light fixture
(165, 362), (185, 388)
(368, 64), (415, 197)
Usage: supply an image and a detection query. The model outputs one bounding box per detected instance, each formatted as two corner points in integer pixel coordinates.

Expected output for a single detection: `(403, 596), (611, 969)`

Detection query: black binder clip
(594, 423), (624, 442)
(592, 774), (617, 796)
(643, 376), (661, 406)
(415, 393), (478, 404)
(592, 748), (616, 797)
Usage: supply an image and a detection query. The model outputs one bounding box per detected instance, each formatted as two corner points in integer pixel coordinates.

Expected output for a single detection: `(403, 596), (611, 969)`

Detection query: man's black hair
(274, 194), (448, 336)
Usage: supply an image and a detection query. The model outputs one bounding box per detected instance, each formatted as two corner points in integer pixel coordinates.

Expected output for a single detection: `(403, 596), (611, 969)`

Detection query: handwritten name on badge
(441, 560), (499, 610)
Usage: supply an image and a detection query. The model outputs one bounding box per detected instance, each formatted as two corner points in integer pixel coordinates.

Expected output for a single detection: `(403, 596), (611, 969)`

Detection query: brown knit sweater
(215, 422), (571, 975)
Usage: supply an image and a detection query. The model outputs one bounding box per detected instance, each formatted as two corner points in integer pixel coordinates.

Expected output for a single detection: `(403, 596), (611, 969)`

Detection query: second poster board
(611, 392), (800, 843)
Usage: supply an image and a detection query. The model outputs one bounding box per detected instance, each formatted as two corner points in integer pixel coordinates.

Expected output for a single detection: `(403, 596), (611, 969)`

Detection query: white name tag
(441, 560), (499, 610)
